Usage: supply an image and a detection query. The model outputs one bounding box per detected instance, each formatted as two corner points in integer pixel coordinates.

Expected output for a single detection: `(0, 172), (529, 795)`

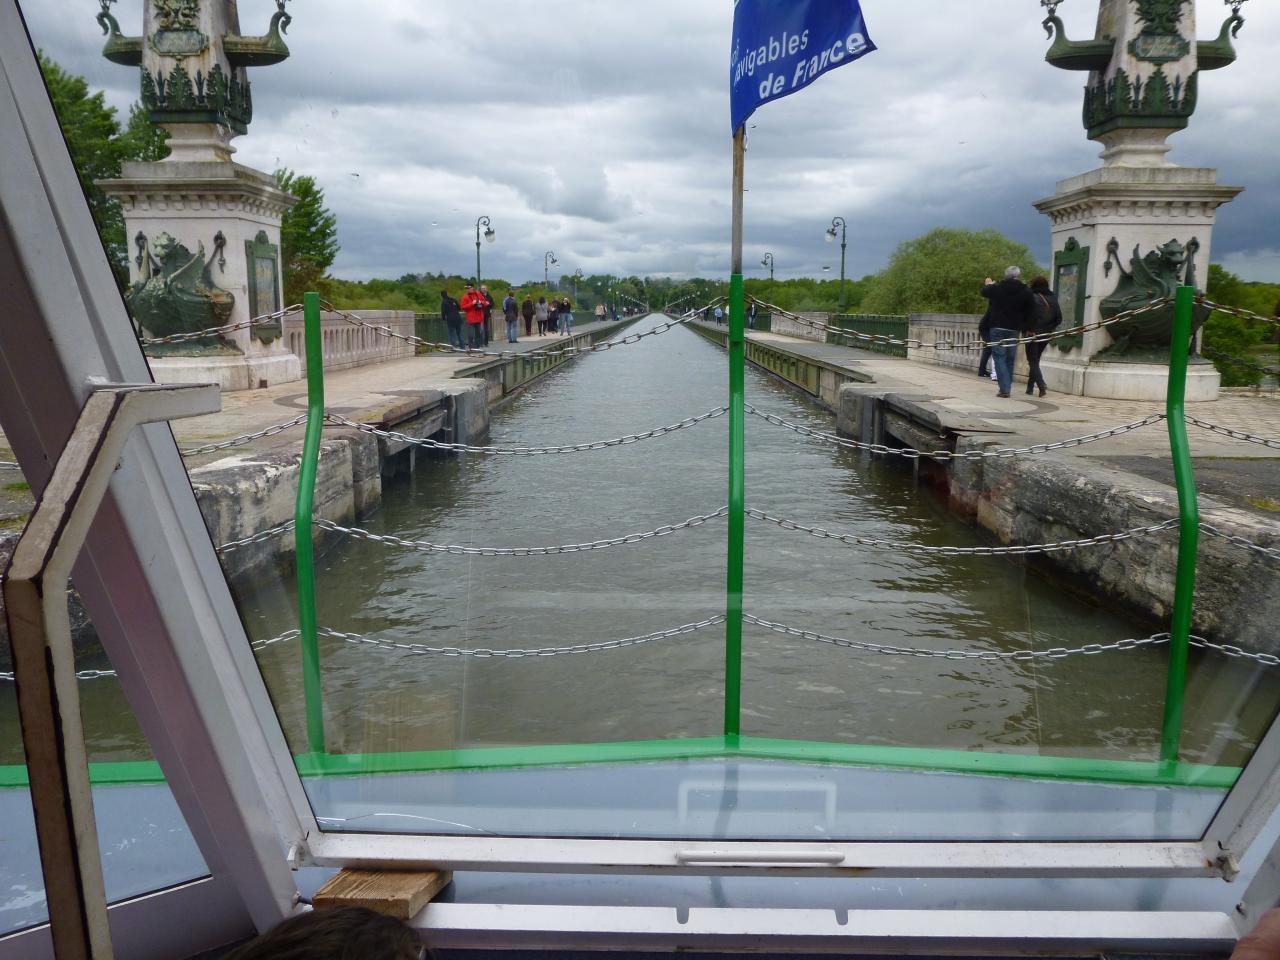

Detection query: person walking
(595, 301), (606, 324)
(559, 297), (574, 335)
(441, 289), (464, 350)
(460, 281), (487, 349)
(747, 300), (757, 329)
(980, 267), (1035, 398)
(521, 294), (535, 338)
(503, 289), (519, 343)
(977, 305), (994, 380)
(1025, 276), (1062, 397)
(535, 296), (549, 336)
(713, 306), (724, 324)
(548, 298), (561, 336)
(479, 284), (495, 346)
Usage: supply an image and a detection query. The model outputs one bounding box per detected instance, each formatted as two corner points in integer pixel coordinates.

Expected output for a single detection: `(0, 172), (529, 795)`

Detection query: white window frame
(6, 0), (1280, 950)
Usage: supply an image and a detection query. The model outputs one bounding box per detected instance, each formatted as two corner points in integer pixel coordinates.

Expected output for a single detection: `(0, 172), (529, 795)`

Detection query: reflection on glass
(0, 460), (207, 934)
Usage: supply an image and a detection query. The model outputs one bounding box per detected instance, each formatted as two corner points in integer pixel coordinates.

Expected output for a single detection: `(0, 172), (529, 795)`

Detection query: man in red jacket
(460, 281), (486, 349)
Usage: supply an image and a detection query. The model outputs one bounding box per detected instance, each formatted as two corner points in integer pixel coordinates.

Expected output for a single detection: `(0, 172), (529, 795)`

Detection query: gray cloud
(19, 0), (1280, 283)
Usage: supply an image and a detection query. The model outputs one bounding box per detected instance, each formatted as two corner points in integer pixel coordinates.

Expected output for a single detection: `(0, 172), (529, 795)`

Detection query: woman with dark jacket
(1026, 276), (1062, 397)
(521, 295), (535, 338)
(441, 290), (464, 350)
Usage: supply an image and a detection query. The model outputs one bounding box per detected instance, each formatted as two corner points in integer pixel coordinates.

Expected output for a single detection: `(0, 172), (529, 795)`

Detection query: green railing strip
(1161, 285), (1200, 766)
(0, 737), (1237, 790)
(297, 292), (327, 753)
(725, 272), (746, 739)
(829, 314), (909, 358)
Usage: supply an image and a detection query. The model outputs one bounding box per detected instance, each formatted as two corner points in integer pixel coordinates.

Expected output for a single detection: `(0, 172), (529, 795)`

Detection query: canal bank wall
(195, 317), (642, 581)
(687, 316), (1280, 650)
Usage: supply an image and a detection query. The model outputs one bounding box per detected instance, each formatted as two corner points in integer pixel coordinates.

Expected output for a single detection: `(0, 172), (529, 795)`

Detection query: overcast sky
(19, 0), (1280, 283)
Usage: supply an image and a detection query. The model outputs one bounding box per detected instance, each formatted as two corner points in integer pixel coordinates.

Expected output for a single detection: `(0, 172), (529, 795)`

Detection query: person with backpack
(440, 289), (464, 350)
(1025, 276), (1062, 397)
(503, 289), (520, 343)
(980, 267), (1036, 398)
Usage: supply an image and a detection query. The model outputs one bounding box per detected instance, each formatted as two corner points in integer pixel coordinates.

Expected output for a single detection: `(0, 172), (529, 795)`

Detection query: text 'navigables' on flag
(730, 0), (877, 133)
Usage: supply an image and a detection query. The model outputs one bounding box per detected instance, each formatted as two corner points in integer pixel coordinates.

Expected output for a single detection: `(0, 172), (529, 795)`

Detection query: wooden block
(312, 869), (453, 920)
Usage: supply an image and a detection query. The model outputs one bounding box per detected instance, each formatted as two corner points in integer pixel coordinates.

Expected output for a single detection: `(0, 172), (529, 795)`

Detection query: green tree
(39, 54), (169, 287)
(275, 169), (340, 305)
(1203, 264), (1279, 387)
(862, 228), (1044, 315)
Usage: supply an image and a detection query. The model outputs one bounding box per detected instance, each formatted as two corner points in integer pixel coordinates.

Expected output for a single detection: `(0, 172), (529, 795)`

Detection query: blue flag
(730, 0), (876, 133)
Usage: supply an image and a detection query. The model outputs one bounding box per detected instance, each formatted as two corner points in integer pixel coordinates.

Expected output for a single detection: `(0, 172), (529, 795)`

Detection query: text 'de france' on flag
(730, 0), (877, 133)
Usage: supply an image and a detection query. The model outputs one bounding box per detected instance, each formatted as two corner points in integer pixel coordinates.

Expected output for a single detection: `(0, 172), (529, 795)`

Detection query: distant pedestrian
(559, 297), (574, 335)
(479, 284), (495, 345)
(595, 302), (606, 324)
(980, 267), (1035, 398)
(977, 306), (994, 380)
(747, 300), (757, 329)
(460, 281), (487, 349)
(535, 296), (549, 335)
(714, 306), (724, 324)
(548, 298), (561, 335)
(1025, 276), (1061, 398)
(521, 294), (535, 337)
(441, 289), (464, 350)
(503, 289), (519, 343)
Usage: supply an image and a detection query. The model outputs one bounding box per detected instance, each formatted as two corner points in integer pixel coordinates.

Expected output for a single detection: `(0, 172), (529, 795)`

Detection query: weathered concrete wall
(837, 382), (1280, 650)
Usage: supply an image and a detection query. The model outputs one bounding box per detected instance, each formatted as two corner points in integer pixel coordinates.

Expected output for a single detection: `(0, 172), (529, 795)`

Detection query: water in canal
(6, 316), (1278, 768)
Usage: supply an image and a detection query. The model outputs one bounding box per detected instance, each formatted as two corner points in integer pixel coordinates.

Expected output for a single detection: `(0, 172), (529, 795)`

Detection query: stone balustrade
(283, 310), (416, 373)
(907, 313), (1030, 381)
(766, 311), (829, 343)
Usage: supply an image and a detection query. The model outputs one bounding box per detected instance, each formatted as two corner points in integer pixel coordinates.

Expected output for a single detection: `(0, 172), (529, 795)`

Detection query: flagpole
(724, 124), (746, 742)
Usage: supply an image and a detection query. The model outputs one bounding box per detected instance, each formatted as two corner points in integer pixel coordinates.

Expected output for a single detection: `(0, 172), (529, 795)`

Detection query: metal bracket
(3, 383), (219, 960)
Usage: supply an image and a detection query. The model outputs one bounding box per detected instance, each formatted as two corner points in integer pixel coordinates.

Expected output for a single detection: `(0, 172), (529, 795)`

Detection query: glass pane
(15, 0), (1280, 850)
(0, 460), (207, 935)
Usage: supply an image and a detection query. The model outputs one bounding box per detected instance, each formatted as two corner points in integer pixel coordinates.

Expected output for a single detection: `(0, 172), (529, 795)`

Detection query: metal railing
(829, 314), (909, 357)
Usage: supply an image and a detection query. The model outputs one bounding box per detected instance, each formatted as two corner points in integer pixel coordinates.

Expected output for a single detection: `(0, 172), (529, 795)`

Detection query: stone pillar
(1032, 0), (1249, 401)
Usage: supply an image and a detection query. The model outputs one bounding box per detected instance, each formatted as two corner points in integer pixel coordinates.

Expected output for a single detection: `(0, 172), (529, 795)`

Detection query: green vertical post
(1160, 285), (1199, 766)
(726, 273), (746, 741)
(297, 292), (326, 754)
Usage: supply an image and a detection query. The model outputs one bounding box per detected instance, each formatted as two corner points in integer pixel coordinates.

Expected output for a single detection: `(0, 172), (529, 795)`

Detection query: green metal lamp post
(573, 269), (584, 301)
(544, 251), (558, 289)
(760, 252), (775, 281)
(475, 215), (495, 286)
(826, 216), (848, 312)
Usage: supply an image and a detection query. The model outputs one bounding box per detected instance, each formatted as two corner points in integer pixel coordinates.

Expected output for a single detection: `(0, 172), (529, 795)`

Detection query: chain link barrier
(216, 520), (296, 554)
(314, 615), (725, 659)
(748, 508), (1180, 557)
(746, 404), (1165, 461)
(1199, 298), (1280, 332)
(139, 304), (304, 347)
(325, 298), (720, 362)
(1186, 416), (1280, 450)
(1204, 346), (1280, 379)
(180, 414), (310, 457)
(325, 406), (727, 456)
(748, 297), (1173, 352)
(1202, 523), (1280, 563)
(314, 508), (727, 556)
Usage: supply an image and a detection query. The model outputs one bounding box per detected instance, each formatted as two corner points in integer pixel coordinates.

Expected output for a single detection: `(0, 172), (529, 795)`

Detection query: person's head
(539, 296), (546, 304)
(223, 906), (427, 960)
(464, 281), (474, 291)
(1004, 266), (1022, 280)
(480, 284), (489, 293)
(1029, 276), (1050, 292)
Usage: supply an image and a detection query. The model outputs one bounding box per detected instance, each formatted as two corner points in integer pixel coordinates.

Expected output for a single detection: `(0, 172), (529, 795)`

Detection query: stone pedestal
(1033, 165), (1241, 401)
(101, 160), (302, 391)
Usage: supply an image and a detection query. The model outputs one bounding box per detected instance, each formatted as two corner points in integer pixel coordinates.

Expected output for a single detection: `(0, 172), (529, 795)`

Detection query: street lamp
(544, 250), (558, 289)
(475, 215), (495, 286)
(572, 269), (584, 300)
(826, 216), (848, 312)
(760, 252), (775, 281)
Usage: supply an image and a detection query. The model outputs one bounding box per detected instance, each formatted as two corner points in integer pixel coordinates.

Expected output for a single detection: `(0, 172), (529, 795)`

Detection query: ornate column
(1031, 0), (1247, 401)
(96, 0), (303, 392)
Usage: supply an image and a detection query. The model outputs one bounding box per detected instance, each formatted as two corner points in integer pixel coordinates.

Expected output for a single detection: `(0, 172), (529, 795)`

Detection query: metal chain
(314, 508), (727, 556)
(745, 404), (1165, 461)
(180, 414), (309, 457)
(1203, 346), (1280, 377)
(325, 406), (727, 456)
(1192, 636), (1280, 668)
(0, 627), (303, 682)
(315, 615), (725, 659)
(139, 304), (304, 346)
(1199, 297), (1280, 331)
(1186, 415), (1280, 450)
(325, 298), (715, 361)
(747, 508), (1180, 556)
(217, 520), (296, 554)
(743, 613), (1171, 661)
(749, 297), (1173, 351)
(0, 461), (19, 468)
(1202, 523), (1280, 563)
